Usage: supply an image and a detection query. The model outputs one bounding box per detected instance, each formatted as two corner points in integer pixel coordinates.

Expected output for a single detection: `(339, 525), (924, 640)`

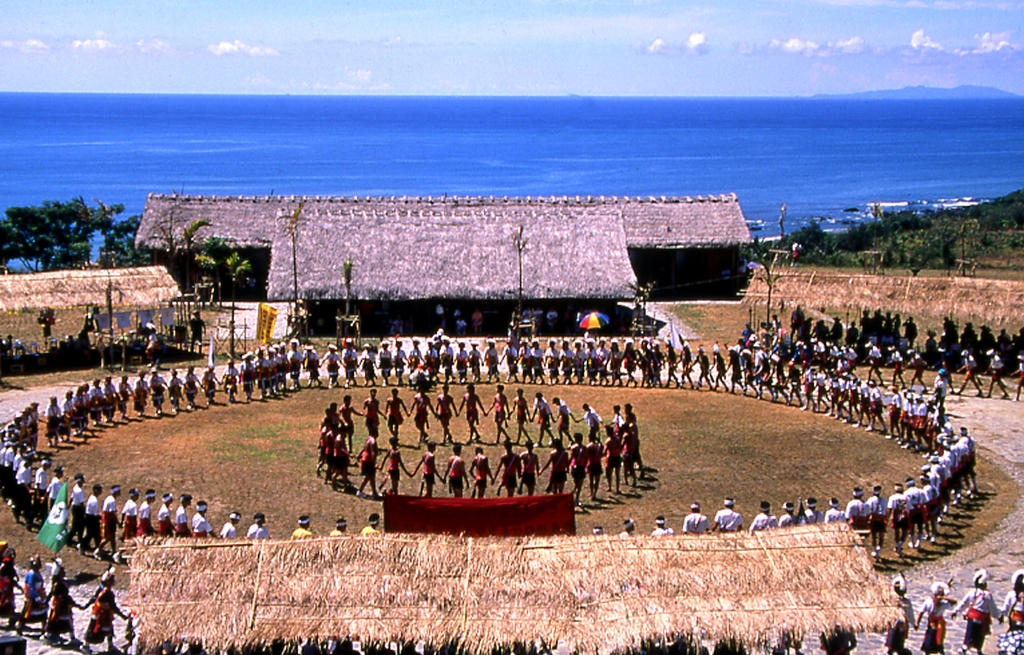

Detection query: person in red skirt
(43, 558), (82, 645)
(83, 568), (126, 653)
(119, 488), (139, 544)
(137, 489), (156, 537)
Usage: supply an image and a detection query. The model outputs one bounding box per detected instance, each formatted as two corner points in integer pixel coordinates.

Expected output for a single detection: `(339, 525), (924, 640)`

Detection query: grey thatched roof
(138, 194), (752, 252)
(266, 202), (635, 301)
(0, 266), (179, 312)
(127, 525), (900, 654)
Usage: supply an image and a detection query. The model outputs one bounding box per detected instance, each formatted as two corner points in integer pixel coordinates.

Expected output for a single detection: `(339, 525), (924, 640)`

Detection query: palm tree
(181, 218), (211, 293)
(225, 251), (253, 357)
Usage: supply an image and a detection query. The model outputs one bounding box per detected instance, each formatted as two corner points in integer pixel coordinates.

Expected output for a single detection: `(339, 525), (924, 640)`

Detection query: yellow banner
(256, 303), (278, 344)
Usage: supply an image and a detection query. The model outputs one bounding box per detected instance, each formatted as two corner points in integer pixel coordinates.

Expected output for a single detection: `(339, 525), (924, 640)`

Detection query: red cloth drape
(383, 493), (576, 536)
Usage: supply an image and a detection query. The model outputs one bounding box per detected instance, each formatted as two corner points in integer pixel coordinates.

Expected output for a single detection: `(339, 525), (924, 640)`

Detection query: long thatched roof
(127, 525), (899, 654)
(136, 194), (752, 301)
(743, 271), (1024, 325)
(0, 266), (179, 312)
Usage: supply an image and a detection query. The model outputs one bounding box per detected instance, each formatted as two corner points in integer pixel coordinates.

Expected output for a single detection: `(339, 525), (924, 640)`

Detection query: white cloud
(647, 37), (666, 54)
(771, 37), (822, 55)
(348, 69), (372, 82)
(1, 38), (49, 53)
(971, 31), (1017, 53)
(685, 32), (708, 54)
(135, 39), (174, 55)
(833, 36), (866, 54)
(910, 29), (943, 50)
(381, 36), (403, 47)
(71, 38), (116, 51)
(207, 40), (279, 56)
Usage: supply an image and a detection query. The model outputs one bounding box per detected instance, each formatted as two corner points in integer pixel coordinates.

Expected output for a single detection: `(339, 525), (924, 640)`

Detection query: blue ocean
(1, 93), (1023, 234)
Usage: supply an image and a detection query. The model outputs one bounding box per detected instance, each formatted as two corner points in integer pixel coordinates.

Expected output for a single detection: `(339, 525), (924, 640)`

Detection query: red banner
(383, 493), (576, 537)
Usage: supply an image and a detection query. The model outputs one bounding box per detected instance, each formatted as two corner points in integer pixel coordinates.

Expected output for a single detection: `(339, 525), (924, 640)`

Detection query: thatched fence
(744, 272), (1024, 325)
(127, 525), (899, 653)
(0, 266), (179, 312)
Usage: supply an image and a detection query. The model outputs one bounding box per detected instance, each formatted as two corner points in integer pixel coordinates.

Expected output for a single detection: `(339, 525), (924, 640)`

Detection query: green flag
(36, 481), (70, 553)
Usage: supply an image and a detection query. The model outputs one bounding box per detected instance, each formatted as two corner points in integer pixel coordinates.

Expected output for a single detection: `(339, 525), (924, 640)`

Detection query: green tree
(2, 198), (119, 271)
(100, 215), (151, 267)
(195, 236), (231, 304)
(181, 218), (211, 293)
(225, 251), (253, 356)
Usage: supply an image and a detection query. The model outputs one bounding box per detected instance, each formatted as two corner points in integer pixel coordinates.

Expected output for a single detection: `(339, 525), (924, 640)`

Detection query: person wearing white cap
(711, 498), (743, 533)
(801, 498), (825, 525)
(845, 488), (870, 532)
(888, 482), (908, 556)
(778, 502), (797, 528)
(304, 345), (322, 388)
(749, 501), (778, 532)
(682, 504), (710, 534)
(247, 513), (269, 539)
(824, 498), (845, 524)
(156, 492), (174, 537)
(287, 339), (303, 391)
(886, 574), (915, 655)
(651, 515), (674, 537)
(619, 518), (636, 537)
(917, 580), (953, 654)
(323, 344), (341, 389)
(97, 485), (121, 561)
(191, 500), (212, 538)
(173, 493), (192, 538)
(220, 511), (241, 539)
(953, 569), (1001, 655)
(291, 515), (313, 540)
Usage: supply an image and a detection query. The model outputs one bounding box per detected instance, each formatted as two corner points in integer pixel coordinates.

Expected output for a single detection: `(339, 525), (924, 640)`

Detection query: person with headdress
(291, 515), (313, 539)
(917, 580), (954, 654)
(619, 518), (636, 537)
(0, 543), (18, 626)
(156, 492), (174, 537)
(83, 567), (126, 652)
(174, 493), (193, 538)
(953, 569), (1002, 655)
(712, 498), (743, 533)
(824, 497), (846, 524)
(16, 554), (47, 634)
(43, 559), (81, 644)
(886, 574), (915, 655)
(360, 513), (380, 535)
(329, 517), (348, 536)
(96, 485), (122, 561)
(749, 501), (778, 532)
(120, 488), (139, 543)
(247, 513), (269, 539)
(778, 501), (797, 528)
(819, 624), (857, 655)
(999, 570), (1024, 655)
(220, 511), (241, 539)
(651, 515), (674, 537)
(191, 500), (212, 538)
(683, 503), (710, 534)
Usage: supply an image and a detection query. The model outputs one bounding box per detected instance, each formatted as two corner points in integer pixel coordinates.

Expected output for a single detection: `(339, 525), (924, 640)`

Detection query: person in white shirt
(14, 453), (34, 527)
(46, 465), (64, 510)
(845, 487), (870, 532)
(651, 515), (674, 537)
(711, 498), (743, 532)
(32, 458), (49, 525)
(801, 497), (824, 525)
(778, 502), (797, 528)
(137, 489), (155, 537)
(824, 498), (845, 524)
(220, 511), (241, 539)
(97, 485), (121, 561)
(618, 518), (636, 538)
(191, 500), (213, 538)
(120, 488), (139, 545)
(682, 503), (710, 534)
(749, 501), (778, 532)
(174, 494), (192, 537)
(83, 483), (102, 554)
(157, 492), (174, 536)
(247, 512), (269, 539)
(952, 569), (1001, 655)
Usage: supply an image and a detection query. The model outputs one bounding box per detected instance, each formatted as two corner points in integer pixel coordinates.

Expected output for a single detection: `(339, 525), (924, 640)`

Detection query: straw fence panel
(0, 266), (179, 312)
(128, 525), (899, 654)
(744, 272), (1024, 325)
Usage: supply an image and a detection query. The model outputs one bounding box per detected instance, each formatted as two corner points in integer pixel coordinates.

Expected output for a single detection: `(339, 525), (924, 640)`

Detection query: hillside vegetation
(775, 189), (1024, 274)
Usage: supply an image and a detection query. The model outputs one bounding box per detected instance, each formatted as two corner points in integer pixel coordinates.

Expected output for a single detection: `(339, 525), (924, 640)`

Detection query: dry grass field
(0, 375), (1012, 578)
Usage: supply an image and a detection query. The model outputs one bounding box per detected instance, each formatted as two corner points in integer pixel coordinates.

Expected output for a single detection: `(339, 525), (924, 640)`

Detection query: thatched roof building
(127, 525), (899, 654)
(743, 271), (1024, 325)
(0, 266), (179, 312)
(137, 194), (752, 302)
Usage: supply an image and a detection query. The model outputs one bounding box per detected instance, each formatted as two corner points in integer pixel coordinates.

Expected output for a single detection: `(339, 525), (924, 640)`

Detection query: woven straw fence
(128, 524), (899, 654)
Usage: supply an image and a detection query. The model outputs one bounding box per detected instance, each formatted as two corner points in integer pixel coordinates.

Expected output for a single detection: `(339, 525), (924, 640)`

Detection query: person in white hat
(651, 515), (674, 537)
(917, 580), (953, 654)
(682, 503), (710, 534)
(749, 501), (778, 532)
(886, 574), (915, 655)
(953, 569), (1001, 655)
(824, 498), (845, 524)
(287, 339), (303, 390)
(220, 511), (241, 539)
(191, 500), (212, 538)
(619, 518), (635, 537)
(711, 498), (743, 532)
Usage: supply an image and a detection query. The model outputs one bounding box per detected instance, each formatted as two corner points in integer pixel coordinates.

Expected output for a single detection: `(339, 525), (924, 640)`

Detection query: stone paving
(1, 345), (1022, 654)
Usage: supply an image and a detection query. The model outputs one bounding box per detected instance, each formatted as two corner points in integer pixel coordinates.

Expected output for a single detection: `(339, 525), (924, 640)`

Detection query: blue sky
(1, 0), (1022, 96)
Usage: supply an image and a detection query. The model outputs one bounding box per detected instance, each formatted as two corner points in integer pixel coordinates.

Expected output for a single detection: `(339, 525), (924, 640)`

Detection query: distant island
(812, 85), (1020, 100)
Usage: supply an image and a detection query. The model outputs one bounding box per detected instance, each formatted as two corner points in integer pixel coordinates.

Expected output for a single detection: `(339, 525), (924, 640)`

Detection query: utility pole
(511, 225), (527, 341)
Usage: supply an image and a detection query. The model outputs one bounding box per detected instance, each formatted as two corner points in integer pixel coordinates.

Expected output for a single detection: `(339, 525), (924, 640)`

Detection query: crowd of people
(1, 311), (1022, 654)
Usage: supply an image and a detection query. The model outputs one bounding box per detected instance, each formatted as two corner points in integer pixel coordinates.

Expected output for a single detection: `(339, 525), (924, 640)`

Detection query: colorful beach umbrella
(579, 312), (610, 330)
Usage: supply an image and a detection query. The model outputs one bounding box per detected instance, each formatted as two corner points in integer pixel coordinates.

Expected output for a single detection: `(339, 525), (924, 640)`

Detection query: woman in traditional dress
(83, 567), (126, 653)
(917, 580), (954, 654)
(16, 555), (47, 634)
(43, 559), (81, 644)
(999, 569), (1024, 655)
